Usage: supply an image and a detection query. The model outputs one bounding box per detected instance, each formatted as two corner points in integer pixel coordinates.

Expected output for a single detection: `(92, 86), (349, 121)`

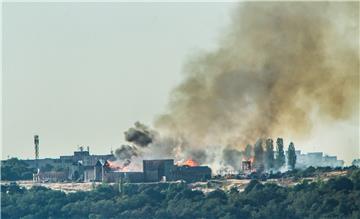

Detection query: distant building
(83, 165), (96, 182)
(142, 159), (211, 183)
(84, 159), (213, 183)
(352, 159), (360, 167)
(33, 170), (68, 182)
(241, 161), (252, 172)
(172, 165), (211, 182)
(103, 171), (143, 183)
(143, 159), (175, 182)
(295, 150), (344, 168)
(4, 148), (212, 184)
(21, 148), (116, 181)
(22, 147), (115, 169)
(83, 160), (144, 183)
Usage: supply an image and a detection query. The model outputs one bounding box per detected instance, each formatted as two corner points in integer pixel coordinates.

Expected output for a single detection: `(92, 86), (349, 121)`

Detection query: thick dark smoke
(155, 2), (359, 154)
(115, 145), (139, 167)
(115, 145), (138, 160)
(222, 147), (243, 170)
(185, 149), (207, 164)
(124, 122), (154, 147)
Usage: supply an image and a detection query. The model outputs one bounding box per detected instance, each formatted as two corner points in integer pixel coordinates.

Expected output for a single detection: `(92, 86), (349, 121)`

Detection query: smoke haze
(154, 2), (359, 158)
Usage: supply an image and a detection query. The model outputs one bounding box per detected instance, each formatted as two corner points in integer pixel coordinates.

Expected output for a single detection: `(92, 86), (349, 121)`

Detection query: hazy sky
(2, 3), (235, 159)
(2, 3), (359, 164)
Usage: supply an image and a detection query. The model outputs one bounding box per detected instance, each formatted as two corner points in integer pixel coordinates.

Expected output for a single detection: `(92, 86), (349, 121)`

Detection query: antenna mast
(34, 135), (39, 167)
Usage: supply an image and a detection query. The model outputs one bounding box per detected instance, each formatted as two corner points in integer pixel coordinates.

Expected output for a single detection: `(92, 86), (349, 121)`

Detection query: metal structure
(241, 160), (252, 172)
(34, 135), (39, 168)
(34, 135), (39, 160)
(143, 159), (174, 182)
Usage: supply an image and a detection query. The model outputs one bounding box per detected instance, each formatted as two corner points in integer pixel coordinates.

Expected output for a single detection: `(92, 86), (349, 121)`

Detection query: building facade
(295, 150), (344, 168)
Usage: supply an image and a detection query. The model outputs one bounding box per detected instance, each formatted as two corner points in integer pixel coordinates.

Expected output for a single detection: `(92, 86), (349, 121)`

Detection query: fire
(242, 157), (254, 163)
(121, 165), (129, 172)
(182, 159), (199, 167)
(106, 160), (124, 171)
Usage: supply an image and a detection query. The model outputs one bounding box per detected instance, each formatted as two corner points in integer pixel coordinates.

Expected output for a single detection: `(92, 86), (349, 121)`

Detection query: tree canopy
(275, 138), (286, 170)
(287, 142), (297, 170)
(1, 158), (35, 181)
(2, 168), (360, 219)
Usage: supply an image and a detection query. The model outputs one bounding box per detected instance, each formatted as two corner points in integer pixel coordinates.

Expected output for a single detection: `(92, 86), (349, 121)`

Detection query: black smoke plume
(115, 145), (139, 167)
(124, 122), (154, 147)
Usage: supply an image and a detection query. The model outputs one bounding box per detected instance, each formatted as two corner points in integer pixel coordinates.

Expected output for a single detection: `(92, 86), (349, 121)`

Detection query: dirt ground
(1, 170), (348, 194)
(1, 180), (106, 193)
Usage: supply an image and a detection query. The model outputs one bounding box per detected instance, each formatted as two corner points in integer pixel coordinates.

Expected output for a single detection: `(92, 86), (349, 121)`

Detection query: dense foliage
(1, 158), (35, 181)
(2, 168), (360, 219)
(264, 139), (275, 169)
(287, 142), (297, 170)
(253, 139), (265, 172)
(275, 138), (286, 169)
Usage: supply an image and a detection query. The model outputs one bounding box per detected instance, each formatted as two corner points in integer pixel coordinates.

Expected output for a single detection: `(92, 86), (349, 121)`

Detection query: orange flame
(182, 159), (199, 167)
(121, 165), (129, 172)
(242, 157), (254, 163)
(106, 160), (123, 171)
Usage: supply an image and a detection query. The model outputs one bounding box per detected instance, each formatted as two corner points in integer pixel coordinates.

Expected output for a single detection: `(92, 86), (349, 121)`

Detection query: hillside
(2, 168), (360, 219)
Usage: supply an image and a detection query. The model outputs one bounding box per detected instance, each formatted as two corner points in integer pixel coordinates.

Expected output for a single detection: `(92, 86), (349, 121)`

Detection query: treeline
(2, 168), (360, 219)
(1, 158), (35, 181)
(243, 138), (297, 172)
(1, 158), (67, 181)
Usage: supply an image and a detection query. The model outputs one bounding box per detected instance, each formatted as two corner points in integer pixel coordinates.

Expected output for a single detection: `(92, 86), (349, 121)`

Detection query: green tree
(287, 142), (297, 170)
(254, 139), (264, 172)
(244, 144), (253, 160)
(2, 164), (360, 219)
(275, 138), (285, 170)
(1, 158), (35, 180)
(265, 139), (275, 170)
(43, 163), (54, 172)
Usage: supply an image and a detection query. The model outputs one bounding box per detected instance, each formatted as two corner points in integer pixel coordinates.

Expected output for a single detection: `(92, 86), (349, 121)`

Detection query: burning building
(142, 159), (211, 183)
(82, 158), (212, 183)
(143, 159), (174, 182)
(83, 160), (143, 183)
(241, 160), (252, 172)
(172, 165), (211, 183)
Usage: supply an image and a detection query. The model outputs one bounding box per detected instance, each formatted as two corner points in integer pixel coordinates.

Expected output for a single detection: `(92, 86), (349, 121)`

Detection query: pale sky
(2, 3), (359, 164)
(2, 3), (235, 159)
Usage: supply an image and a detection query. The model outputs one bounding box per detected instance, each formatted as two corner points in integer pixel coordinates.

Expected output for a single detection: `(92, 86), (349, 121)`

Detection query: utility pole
(119, 177), (124, 196)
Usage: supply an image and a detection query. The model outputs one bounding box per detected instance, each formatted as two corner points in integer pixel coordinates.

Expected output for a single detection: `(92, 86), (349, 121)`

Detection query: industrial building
(352, 159), (360, 167)
(294, 150), (344, 168)
(23, 146), (115, 169)
(33, 170), (68, 182)
(82, 158), (212, 183)
(172, 165), (212, 182)
(19, 147), (116, 182)
(143, 159), (174, 182)
(82, 160), (144, 183)
(5, 146), (212, 183)
(142, 159), (211, 183)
